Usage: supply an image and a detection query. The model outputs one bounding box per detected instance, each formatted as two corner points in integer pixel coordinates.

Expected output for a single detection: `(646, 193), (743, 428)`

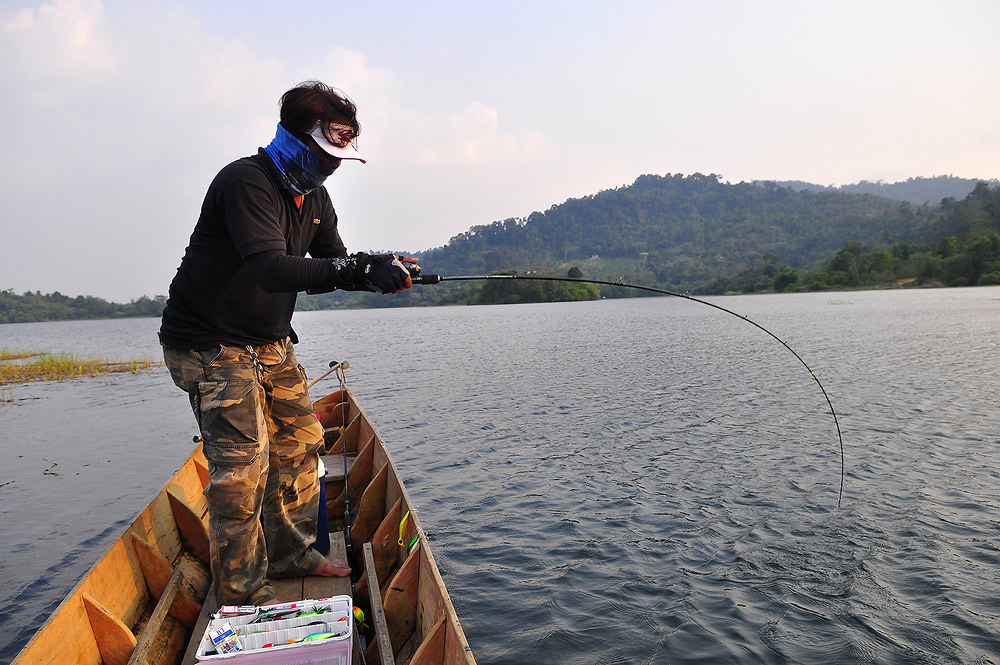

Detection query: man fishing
(159, 81), (415, 606)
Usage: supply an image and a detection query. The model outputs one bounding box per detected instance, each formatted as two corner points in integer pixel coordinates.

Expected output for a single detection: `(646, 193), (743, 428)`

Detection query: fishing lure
(353, 605), (370, 631)
(398, 510), (410, 546)
(298, 631), (342, 642)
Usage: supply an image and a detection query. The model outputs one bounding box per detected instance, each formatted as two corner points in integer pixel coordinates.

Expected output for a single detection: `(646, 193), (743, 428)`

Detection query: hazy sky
(2, 0), (998, 301)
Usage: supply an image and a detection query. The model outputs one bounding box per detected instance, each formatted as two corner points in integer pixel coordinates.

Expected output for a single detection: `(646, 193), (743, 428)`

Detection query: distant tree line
(0, 290), (166, 324)
(3, 176), (997, 323)
(471, 269), (601, 304)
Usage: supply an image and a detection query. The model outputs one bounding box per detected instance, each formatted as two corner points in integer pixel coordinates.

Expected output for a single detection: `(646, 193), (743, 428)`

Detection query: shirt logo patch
(312, 218), (321, 224)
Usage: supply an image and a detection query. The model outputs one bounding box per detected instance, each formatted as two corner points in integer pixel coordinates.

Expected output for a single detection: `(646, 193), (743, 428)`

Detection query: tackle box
(195, 596), (352, 664)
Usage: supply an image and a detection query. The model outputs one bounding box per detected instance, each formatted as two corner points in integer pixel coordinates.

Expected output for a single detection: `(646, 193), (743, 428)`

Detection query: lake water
(1, 288), (998, 664)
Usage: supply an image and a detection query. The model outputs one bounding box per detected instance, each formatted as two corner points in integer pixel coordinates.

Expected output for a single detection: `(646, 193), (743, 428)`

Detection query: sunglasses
(310, 121), (356, 149)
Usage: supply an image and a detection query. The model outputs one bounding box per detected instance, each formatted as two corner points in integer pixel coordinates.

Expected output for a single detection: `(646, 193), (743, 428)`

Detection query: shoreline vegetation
(0, 348), (162, 386)
(3, 176), (997, 320)
(1, 265), (996, 326)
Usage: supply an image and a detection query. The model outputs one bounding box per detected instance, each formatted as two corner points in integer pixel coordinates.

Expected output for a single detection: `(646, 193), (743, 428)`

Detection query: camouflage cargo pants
(162, 339), (326, 606)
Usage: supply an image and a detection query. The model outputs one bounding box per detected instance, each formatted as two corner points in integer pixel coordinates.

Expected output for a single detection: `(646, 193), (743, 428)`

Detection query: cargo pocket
(196, 377), (261, 466)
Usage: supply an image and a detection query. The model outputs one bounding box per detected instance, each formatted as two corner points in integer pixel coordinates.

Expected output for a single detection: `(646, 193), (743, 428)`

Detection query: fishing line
(413, 272), (845, 507)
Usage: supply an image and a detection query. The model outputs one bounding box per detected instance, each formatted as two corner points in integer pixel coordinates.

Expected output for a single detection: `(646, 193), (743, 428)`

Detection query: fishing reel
(406, 262), (440, 284)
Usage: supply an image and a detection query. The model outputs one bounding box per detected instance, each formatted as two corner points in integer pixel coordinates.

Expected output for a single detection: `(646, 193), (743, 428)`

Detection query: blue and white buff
(262, 123), (336, 196)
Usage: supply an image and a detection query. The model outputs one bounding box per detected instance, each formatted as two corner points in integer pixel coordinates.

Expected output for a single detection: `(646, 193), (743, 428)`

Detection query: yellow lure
(398, 510), (410, 546)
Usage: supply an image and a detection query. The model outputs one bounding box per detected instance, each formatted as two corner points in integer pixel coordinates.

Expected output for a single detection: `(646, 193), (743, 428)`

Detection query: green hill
(415, 173), (931, 286)
(304, 173), (998, 307)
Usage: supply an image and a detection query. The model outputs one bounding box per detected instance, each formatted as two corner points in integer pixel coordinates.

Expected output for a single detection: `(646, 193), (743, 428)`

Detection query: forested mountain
(762, 175), (995, 205)
(416, 173), (931, 286)
(302, 173), (997, 308)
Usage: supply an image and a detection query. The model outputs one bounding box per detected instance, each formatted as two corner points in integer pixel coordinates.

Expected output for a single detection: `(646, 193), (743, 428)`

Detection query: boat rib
(12, 386), (476, 665)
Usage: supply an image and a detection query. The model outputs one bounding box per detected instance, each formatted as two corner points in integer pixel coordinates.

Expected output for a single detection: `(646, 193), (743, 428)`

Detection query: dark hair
(279, 81), (361, 137)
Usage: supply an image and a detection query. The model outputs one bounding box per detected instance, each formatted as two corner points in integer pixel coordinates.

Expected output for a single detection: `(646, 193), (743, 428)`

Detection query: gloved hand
(323, 253), (419, 293)
(363, 254), (418, 294)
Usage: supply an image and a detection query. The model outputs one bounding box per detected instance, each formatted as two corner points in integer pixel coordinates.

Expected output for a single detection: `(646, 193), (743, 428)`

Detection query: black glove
(325, 253), (417, 294)
(365, 254), (415, 294)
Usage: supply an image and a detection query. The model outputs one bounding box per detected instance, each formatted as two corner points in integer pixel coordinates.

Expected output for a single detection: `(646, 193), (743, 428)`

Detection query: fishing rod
(410, 271), (845, 507)
(333, 363), (357, 574)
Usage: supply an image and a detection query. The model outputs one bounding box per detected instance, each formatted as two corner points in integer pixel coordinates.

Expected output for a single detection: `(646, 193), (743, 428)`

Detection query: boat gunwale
(13, 386), (476, 665)
(11, 447), (209, 665)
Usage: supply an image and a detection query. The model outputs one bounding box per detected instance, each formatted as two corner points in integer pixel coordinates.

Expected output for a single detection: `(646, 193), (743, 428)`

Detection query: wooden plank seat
(322, 452), (357, 483)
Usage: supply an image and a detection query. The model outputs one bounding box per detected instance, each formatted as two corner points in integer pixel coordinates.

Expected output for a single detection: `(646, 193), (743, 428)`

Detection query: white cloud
(1, 0), (116, 81)
(406, 102), (526, 166)
(0, 1), (286, 299)
(0, 0), (997, 300)
(1, 6), (34, 31)
(0, 1), (567, 299)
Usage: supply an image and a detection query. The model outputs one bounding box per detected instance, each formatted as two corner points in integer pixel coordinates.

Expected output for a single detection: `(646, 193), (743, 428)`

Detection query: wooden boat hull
(13, 387), (475, 665)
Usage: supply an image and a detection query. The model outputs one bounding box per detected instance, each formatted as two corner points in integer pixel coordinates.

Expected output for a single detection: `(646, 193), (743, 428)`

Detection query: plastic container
(195, 597), (352, 664)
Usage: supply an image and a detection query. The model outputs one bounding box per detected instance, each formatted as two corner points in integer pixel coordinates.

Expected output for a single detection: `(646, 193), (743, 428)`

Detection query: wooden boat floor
(322, 452), (357, 482)
(179, 531), (351, 665)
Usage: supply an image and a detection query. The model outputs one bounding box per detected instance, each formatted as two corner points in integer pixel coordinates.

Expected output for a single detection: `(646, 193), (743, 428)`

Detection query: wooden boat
(12, 386), (476, 665)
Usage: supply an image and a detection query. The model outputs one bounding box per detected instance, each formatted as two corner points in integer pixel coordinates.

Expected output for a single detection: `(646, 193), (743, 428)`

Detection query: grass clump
(0, 348), (47, 361)
(0, 349), (162, 385)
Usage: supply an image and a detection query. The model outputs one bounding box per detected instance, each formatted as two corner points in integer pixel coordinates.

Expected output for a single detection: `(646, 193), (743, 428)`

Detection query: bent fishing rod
(410, 271), (845, 507)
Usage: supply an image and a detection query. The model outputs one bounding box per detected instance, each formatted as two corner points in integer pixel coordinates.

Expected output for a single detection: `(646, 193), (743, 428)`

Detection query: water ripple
(3, 289), (1000, 663)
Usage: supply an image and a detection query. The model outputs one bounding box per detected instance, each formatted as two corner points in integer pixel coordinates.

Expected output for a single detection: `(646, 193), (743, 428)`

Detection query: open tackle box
(195, 596), (352, 664)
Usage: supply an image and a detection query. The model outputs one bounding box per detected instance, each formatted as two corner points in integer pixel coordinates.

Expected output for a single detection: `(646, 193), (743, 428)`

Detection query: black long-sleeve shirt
(159, 149), (348, 349)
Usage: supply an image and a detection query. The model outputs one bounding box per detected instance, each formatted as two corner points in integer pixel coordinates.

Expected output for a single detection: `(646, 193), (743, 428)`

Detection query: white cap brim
(309, 124), (366, 163)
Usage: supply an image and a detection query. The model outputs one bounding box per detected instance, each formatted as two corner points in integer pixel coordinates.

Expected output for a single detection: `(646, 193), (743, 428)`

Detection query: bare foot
(311, 557), (351, 577)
